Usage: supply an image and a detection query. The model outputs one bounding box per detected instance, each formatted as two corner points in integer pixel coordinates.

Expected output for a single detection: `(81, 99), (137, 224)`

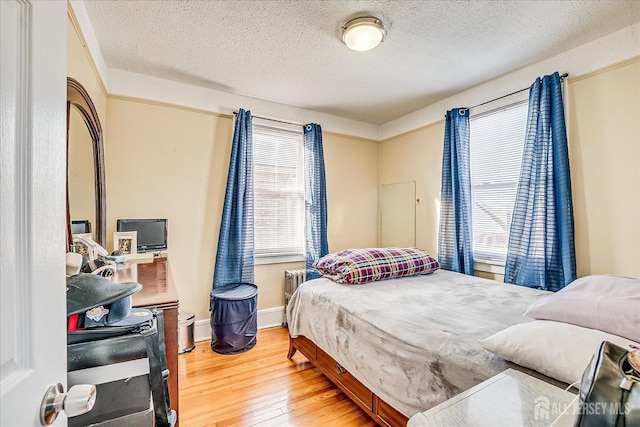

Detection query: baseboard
(256, 306), (286, 330)
(194, 320), (210, 342)
(193, 306), (285, 342)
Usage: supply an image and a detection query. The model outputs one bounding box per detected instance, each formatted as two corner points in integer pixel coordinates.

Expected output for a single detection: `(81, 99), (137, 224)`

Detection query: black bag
(574, 341), (640, 427)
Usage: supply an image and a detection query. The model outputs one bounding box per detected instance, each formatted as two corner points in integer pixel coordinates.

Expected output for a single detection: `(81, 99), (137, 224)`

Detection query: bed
(286, 269), (551, 426)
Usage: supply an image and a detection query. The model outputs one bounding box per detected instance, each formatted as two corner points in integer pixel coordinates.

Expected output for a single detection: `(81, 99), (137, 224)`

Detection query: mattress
(286, 269), (550, 417)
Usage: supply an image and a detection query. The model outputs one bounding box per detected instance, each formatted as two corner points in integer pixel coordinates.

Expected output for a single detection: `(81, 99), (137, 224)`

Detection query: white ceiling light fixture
(341, 16), (387, 52)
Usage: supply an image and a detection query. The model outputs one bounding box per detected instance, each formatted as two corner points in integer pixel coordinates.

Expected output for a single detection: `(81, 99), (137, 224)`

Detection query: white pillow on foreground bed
(480, 320), (639, 385)
(524, 274), (640, 342)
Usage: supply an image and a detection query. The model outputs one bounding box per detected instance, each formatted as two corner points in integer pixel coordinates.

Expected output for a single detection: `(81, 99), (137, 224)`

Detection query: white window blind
(253, 123), (305, 257)
(469, 101), (528, 263)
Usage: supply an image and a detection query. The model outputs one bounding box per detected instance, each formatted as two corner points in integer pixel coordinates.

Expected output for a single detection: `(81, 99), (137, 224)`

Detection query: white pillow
(524, 274), (640, 342)
(480, 320), (639, 385)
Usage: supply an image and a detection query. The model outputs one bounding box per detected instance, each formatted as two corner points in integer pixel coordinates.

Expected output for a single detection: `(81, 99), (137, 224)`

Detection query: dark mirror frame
(66, 77), (106, 249)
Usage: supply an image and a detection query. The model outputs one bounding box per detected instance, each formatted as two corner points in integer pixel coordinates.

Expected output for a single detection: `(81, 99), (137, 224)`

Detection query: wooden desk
(115, 256), (180, 425)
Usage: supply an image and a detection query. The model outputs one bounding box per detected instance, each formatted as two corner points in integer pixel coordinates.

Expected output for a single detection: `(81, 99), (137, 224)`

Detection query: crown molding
(107, 68), (380, 140)
(68, 1), (109, 89)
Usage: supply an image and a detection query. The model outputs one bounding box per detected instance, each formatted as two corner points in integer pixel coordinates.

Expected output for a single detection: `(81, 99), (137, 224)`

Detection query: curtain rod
(462, 72), (569, 113)
(236, 72), (569, 123)
(233, 110), (304, 127)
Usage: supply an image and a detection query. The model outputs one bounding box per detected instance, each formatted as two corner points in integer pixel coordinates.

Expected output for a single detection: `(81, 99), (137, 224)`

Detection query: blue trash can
(210, 283), (258, 354)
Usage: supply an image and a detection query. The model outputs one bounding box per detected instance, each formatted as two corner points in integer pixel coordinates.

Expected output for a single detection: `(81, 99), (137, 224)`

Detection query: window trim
(254, 253), (305, 265)
(474, 258), (506, 274)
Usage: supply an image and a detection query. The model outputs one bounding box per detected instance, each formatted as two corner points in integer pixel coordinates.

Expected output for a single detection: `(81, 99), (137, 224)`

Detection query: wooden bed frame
(288, 335), (409, 427)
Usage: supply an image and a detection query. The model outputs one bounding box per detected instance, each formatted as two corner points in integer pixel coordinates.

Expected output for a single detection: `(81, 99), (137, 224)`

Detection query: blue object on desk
(209, 283), (258, 355)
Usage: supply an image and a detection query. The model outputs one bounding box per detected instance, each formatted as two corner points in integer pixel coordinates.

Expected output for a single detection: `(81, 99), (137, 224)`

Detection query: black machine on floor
(66, 273), (176, 426)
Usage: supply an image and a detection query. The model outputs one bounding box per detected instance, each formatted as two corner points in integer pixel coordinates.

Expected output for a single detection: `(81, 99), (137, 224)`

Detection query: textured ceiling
(83, 0), (640, 125)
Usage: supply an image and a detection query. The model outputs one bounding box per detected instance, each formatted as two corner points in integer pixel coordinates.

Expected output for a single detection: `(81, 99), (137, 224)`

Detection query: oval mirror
(66, 77), (106, 249)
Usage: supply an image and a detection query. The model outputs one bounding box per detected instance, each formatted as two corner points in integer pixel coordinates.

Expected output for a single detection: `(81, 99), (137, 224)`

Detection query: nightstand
(407, 369), (575, 427)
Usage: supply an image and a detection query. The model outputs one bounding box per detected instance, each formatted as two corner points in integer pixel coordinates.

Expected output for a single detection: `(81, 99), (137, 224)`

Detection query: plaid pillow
(314, 247), (440, 284)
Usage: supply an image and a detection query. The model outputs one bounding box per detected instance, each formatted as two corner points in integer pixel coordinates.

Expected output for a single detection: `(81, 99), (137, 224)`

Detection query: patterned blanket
(287, 269), (549, 417)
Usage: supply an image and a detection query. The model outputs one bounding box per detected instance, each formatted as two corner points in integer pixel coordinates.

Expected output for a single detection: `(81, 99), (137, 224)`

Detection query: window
(469, 101), (528, 265)
(253, 122), (305, 260)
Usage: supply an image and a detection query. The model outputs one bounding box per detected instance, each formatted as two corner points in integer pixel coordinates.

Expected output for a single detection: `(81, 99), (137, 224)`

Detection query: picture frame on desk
(114, 231), (137, 255)
(71, 233), (91, 259)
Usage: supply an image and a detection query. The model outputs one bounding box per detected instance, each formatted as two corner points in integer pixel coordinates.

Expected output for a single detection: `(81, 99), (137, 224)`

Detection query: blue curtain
(212, 109), (255, 289)
(438, 108), (474, 274)
(303, 123), (329, 280)
(504, 72), (576, 291)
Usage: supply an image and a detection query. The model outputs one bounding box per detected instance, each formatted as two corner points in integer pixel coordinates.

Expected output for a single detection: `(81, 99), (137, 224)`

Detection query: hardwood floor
(178, 327), (376, 427)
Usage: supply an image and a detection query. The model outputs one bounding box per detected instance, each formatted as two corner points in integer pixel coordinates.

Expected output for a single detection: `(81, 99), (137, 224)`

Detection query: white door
(1, 1), (69, 425)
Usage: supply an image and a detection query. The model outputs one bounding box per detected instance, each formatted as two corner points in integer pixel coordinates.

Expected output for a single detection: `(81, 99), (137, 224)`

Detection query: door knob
(40, 383), (96, 425)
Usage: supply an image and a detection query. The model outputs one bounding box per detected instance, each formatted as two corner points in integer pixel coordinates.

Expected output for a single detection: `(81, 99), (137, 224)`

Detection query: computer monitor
(116, 219), (168, 253)
(71, 220), (91, 234)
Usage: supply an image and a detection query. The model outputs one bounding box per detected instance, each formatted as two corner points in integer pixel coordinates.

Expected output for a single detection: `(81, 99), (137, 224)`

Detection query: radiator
(283, 269), (306, 326)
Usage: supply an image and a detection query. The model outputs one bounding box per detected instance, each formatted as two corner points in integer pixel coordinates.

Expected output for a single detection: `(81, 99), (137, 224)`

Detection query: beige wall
(105, 99), (226, 320)
(104, 98), (379, 320)
(567, 59), (640, 278)
(379, 122), (445, 256)
(379, 58), (640, 280)
(323, 132), (379, 252)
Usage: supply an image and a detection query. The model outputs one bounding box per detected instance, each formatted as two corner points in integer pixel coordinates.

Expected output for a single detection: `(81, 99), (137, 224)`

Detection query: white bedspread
(286, 269), (550, 417)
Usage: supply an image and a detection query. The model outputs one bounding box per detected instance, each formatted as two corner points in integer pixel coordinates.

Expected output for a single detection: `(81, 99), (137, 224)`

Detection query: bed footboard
(288, 334), (408, 427)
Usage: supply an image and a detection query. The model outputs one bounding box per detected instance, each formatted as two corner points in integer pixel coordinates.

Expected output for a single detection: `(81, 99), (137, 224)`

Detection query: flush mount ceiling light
(341, 16), (386, 52)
